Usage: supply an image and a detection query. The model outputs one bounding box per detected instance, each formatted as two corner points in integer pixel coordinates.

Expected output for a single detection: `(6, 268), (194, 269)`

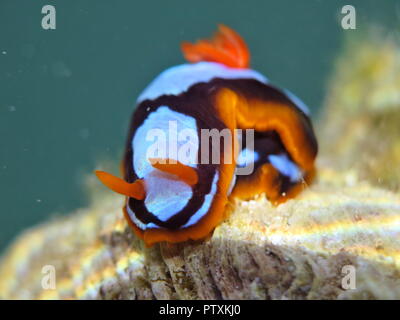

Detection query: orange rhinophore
(149, 158), (199, 186)
(95, 171), (145, 200)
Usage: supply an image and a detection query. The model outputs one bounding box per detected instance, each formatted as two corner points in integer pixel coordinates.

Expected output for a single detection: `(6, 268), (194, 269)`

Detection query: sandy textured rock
(1, 32), (400, 300)
(319, 34), (400, 191)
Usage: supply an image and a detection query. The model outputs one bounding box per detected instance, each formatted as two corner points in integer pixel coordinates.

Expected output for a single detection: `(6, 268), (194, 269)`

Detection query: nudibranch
(96, 25), (318, 246)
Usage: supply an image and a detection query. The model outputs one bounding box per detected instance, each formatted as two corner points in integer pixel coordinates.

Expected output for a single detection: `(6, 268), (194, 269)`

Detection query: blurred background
(0, 0), (399, 253)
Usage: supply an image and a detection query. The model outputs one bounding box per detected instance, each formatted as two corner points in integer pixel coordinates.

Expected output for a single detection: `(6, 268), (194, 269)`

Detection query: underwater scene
(1, 0), (400, 301)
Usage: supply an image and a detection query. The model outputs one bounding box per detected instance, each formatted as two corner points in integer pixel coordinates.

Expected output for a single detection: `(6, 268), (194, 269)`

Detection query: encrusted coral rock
(1, 32), (400, 300)
(320, 34), (400, 191)
(1, 170), (400, 300)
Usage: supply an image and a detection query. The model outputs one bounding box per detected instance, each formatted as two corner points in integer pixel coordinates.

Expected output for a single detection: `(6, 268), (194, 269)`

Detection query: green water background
(0, 0), (399, 253)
